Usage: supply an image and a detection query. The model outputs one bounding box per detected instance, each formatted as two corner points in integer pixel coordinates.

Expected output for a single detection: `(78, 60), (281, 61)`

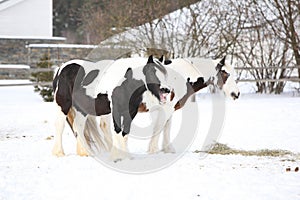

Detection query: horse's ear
(220, 56), (226, 66)
(159, 55), (164, 62)
(147, 55), (154, 64)
(124, 68), (133, 79)
(216, 56), (226, 71)
(164, 59), (172, 65)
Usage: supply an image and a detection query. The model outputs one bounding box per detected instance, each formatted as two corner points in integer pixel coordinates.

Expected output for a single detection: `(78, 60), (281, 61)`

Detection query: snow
(26, 43), (97, 49)
(0, 85), (300, 199)
(0, 35), (65, 40)
(0, 64), (30, 69)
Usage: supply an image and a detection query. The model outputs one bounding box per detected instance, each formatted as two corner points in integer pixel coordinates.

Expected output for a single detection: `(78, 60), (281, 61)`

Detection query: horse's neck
(169, 59), (203, 81)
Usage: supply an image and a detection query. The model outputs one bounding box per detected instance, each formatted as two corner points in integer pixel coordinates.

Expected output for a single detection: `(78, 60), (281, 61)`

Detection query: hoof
(76, 139), (89, 156)
(163, 145), (176, 153)
(148, 145), (160, 154)
(111, 152), (131, 162)
(110, 146), (130, 162)
(77, 147), (89, 157)
(52, 149), (65, 157)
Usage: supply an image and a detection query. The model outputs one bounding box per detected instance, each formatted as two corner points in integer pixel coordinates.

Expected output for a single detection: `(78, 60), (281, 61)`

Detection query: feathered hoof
(110, 146), (131, 162)
(163, 145), (176, 153)
(52, 149), (65, 157)
(147, 145), (160, 154)
(76, 137), (89, 156)
(76, 143), (89, 157)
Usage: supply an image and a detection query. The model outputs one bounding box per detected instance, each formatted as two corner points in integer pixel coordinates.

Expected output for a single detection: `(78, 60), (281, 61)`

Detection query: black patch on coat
(158, 55), (172, 65)
(174, 77), (208, 110)
(112, 68), (146, 137)
(143, 56), (163, 101)
(54, 63), (80, 115)
(82, 70), (99, 86)
(214, 56), (230, 89)
(216, 70), (230, 89)
(54, 63), (111, 116)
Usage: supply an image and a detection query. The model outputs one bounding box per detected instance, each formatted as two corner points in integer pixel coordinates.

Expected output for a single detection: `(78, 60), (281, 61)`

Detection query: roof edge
(0, 0), (25, 11)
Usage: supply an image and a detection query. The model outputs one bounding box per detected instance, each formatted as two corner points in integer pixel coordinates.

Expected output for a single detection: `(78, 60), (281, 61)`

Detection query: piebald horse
(52, 56), (176, 160)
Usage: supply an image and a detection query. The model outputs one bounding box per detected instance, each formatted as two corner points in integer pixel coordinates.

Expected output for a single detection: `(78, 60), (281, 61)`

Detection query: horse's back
(168, 59), (204, 81)
(95, 57), (148, 96)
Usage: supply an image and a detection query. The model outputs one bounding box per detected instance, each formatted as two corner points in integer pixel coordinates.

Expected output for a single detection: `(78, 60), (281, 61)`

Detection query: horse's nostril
(160, 87), (170, 93)
(231, 92), (239, 99)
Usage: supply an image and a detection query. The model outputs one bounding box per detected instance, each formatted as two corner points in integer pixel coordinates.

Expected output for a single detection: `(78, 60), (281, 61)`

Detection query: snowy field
(0, 84), (300, 200)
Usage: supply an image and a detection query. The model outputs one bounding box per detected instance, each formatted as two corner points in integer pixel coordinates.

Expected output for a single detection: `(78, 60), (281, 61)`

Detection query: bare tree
(80, 0), (199, 44)
(231, 0), (299, 93)
(82, 0), (299, 93)
(253, 0), (300, 78)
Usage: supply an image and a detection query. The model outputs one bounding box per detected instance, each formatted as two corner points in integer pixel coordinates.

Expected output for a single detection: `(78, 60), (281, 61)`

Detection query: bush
(31, 54), (54, 102)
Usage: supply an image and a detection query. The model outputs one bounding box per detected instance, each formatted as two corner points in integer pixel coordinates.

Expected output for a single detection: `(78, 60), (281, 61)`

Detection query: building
(0, 0), (94, 67)
(0, 0), (52, 38)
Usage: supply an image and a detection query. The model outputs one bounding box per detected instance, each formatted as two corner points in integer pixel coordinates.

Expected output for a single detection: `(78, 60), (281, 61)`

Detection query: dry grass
(194, 143), (299, 158)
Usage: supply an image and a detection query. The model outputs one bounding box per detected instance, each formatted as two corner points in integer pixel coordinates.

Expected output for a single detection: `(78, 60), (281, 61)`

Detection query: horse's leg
(73, 111), (89, 156)
(148, 130), (163, 154)
(110, 111), (131, 161)
(148, 104), (175, 154)
(148, 110), (164, 154)
(120, 115), (133, 157)
(162, 117), (176, 153)
(52, 107), (66, 157)
(76, 136), (89, 156)
(111, 132), (129, 161)
(110, 108), (124, 161)
(65, 107), (89, 156)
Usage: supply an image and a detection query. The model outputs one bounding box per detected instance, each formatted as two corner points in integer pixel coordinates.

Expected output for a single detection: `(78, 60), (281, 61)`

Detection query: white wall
(0, 0), (52, 37)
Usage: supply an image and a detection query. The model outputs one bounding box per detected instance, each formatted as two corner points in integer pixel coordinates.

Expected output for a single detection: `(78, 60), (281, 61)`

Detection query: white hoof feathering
(163, 144), (176, 153)
(148, 141), (160, 154)
(52, 147), (65, 157)
(76, 137), (89, 156)
(110, 133), (130, 161)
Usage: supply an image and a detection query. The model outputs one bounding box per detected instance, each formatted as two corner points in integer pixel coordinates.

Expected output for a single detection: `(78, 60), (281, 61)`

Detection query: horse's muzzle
(231, 92), (240, 100)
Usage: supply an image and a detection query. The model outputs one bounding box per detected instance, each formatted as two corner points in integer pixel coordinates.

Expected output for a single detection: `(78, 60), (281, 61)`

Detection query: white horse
(146, 56), (240, 154)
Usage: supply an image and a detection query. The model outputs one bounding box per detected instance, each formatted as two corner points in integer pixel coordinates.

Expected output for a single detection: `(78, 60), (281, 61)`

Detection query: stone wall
(0, 38), (172, 68)
(0, 38), (95, 67)
(28, 45), (95, 67)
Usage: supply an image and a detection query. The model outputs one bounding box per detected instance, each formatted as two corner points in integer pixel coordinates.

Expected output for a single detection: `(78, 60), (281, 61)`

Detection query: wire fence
(1, 66), (300, 87)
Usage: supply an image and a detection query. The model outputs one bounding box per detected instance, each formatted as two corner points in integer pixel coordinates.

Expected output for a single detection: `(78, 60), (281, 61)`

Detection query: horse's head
(213, 56), (240, 100)
(143, 55), (170, 102)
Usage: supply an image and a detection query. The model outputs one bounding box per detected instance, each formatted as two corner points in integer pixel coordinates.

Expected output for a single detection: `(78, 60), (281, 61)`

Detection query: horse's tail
(84, 115), (112, 154)
(67, 109), (111, 155)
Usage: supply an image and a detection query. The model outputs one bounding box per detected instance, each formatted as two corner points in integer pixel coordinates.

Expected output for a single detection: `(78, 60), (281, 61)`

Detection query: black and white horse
(52, 56), (173, 159)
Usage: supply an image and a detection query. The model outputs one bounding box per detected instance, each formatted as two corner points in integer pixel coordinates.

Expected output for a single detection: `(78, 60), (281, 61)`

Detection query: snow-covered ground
(0, 84), (300, 200)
